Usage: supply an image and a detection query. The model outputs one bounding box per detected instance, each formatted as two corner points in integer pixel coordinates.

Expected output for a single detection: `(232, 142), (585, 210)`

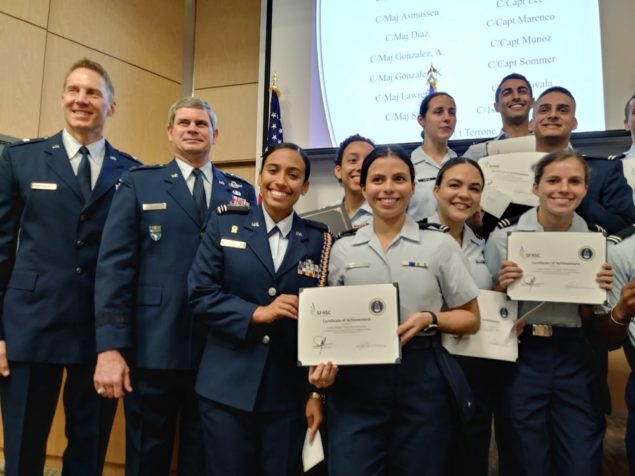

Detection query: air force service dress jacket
(95, 159), (256, 369)
(188, 204), (332, 412)
(0, 132), (139, 363)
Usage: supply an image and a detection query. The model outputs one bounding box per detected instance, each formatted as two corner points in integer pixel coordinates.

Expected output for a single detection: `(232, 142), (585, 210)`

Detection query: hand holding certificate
(442, 290), (518, 362)
(297, 283), (401, 366)
(506, 231), (607, 305)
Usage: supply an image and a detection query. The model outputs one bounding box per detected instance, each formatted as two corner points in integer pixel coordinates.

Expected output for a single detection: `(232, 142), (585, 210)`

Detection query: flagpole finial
(270, 73), (281, 95)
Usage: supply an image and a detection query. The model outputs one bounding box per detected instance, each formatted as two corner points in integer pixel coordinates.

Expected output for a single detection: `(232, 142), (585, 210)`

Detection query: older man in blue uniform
(0, 58), (138, 476)
(93, 97), (255, 476)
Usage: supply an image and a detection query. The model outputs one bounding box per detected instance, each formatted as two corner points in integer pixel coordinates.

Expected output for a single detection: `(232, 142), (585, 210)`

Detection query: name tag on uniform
(31, 182), (57, 190)
(142, 203), (167, 211)
(220, 238), (247, 249)
(345, 262), (370, 270)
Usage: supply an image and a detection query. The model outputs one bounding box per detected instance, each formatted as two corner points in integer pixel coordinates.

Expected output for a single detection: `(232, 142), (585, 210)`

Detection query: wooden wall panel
(0, 13), (46, 138)
(39, 34), (180, 164)
(196, 83), (258, 164)
(47, 0), (184, 82)
(194, 0), (260, 88)
(216, 163), (257, 185)
(0, 0), (49, 27)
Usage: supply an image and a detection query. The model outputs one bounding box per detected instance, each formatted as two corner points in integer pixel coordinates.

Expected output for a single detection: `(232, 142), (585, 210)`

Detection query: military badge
(229, 196), (249, 207)
(149, 225), (162, 242)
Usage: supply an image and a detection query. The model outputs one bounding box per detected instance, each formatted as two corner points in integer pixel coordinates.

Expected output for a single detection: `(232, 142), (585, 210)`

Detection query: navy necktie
(77, 146), (92, 201)
(192, 168), (208, 223)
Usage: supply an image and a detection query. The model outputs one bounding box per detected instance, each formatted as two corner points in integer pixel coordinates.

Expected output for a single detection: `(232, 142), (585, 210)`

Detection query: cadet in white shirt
(484, 151), (613, 476)
(407, 92), (458, 221)
(313, 145), (480, 476)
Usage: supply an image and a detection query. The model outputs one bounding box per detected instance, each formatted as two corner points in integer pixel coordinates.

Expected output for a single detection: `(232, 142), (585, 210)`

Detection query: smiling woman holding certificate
(424, 158), (514, 476)
(311, 145), (480, 476)
(484, 150), (613, 476)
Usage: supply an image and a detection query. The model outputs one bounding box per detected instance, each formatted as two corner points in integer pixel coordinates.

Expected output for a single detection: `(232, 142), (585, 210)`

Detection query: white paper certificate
(506, 231), (607, 304)
(297, 283), (401, 366)
(479, 152), (544, 207)
(442, 290), (518, 362)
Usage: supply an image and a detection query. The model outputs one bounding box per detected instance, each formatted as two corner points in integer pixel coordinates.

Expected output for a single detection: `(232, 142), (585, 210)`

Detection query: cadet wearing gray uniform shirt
(320, 145), (479, 476)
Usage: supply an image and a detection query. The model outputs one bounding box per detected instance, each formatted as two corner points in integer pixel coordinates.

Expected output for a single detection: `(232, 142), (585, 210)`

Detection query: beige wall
(0, 0), (183, 164)
(0, 1), (186, 473)
(194, 0), (260, 182)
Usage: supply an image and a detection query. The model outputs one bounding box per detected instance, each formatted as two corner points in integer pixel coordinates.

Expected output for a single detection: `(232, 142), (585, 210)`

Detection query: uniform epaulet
(582, 154), (611, 161)
(130, 164), (165, 172)
(496, 215), (521, 229)
(418, 221), (448, 232)
(470, 136), (493, 146)
(215, 204), (250, 215)
(607, 225), (635, 245)
(336, 227), (358, 239)
(7, 136), (48, 148)
(587, 223), (607, 235)
(303, 219), (330, 233)
(115, 150), (140, 163)
(608, 153), (626, 161)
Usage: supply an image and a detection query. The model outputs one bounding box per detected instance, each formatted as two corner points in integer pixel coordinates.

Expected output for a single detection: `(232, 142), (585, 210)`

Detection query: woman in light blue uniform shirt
(426, 157), (515, 476)
(484, 151), (613, 476)
(312, 145), (480, 476)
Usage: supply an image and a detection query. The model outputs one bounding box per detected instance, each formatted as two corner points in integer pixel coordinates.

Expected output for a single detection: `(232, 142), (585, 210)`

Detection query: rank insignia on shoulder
(496, 215), (521, 229)
(607, 225), (635, 244)
(418, 221), (448, 232)
(215, 204), (250, 215)
(149, 225), (162, 242)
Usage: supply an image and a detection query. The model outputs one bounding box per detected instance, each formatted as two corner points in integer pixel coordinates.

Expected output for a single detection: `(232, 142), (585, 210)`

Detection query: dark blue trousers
(327, 344), (454, 476)
(501, 333), (605, 476)
(0, 362), (116, 476)
(123, 368), (204, 476)
(451, 356), (516, 476)
(198, 396), (305, 476)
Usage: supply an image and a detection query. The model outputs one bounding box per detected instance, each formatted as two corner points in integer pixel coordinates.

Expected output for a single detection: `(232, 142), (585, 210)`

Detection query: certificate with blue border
(297, 283), (401, 366)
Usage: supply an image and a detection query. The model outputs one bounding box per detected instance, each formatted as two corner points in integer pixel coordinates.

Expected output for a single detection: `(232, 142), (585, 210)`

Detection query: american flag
(266, 86), (284, 150)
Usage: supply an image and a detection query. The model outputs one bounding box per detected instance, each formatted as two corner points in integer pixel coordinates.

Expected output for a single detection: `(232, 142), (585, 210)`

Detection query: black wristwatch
(422, 310), (438, 334)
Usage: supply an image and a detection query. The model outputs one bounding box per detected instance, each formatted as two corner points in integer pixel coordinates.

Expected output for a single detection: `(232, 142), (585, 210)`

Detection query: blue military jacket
(188, 205), (332, 412)
(0, 132), (139, 363)
(95, 159), (256, 369)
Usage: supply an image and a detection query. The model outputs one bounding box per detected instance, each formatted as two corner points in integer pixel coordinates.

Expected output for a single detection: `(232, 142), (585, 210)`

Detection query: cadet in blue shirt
(313, 145), (480, 476)
(484, 151), (613, 476)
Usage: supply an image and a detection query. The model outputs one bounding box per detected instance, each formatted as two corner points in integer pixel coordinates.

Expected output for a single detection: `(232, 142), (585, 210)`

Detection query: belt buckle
(532, 324), (553, 337)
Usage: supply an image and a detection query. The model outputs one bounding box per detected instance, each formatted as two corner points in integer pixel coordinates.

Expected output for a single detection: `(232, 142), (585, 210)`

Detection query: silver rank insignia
(297, 258), (320, 278)
(149, 225), (162, 242)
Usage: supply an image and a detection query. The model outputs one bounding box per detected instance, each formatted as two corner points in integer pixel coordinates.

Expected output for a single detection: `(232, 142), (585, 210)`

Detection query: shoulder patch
(418, 221), (448, 232)
(607, 225), (635, 245)
(215, 204), (250, 215)
(303, 218), (330, 233)
(496, 215), (521, 230)
(130, 164), (165, 172)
